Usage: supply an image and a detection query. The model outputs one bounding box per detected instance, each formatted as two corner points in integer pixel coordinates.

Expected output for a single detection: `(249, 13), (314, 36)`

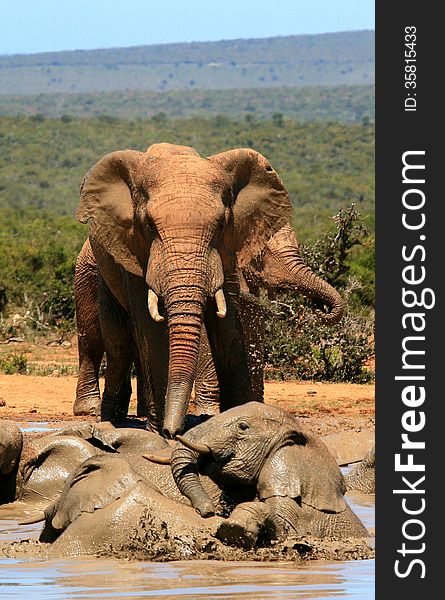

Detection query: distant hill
(0, 31), (374, 96)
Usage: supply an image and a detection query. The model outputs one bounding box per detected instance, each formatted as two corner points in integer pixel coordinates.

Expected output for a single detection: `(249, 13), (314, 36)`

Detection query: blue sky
(1, 0), (374, 55)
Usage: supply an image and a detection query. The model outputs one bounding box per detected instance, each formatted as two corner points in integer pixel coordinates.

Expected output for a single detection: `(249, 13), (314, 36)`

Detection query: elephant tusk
(176, 435), (212, 454)
(215, 288), (227, 319)
(142, 453), (172, 465)
(19, 512), (46, 525)
(148, 289), (164, 322)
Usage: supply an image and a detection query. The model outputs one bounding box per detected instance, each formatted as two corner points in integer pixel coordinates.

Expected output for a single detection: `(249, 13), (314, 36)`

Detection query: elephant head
(169, 402), (367, 539)
(16, 434), (98, 505)
(169, 401), (319, 516)
(76, 143), (293, 437)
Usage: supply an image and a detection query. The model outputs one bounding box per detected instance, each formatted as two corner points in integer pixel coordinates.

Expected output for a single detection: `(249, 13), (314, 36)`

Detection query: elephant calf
(344, 446), (375, 494)
(2, 404), (370, 558)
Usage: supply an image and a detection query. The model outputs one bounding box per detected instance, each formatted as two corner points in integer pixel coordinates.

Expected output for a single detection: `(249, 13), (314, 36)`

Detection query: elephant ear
(51, 455), (141, 531)
(208, 148), (293, 268)
(76, 149), (145, 276)
(258, 437), (347, 513)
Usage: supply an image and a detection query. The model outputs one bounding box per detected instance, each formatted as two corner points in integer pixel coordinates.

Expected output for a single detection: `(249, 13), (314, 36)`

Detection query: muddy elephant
(74, 143), (344, 436)
(0, 421), (23, 503)
(344, 446), (375, 494)
(37, 405), (368, 556)
(169, 402), (368, 545)
(38, 454), (223, 557)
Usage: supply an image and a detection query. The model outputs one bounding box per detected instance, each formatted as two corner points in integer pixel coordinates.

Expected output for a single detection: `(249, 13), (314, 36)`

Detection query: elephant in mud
(38, 454), (223, 557)
(73, 142), (344, 436)
(168, 402), (368, 546)
(344, 446), (375, 494)
(0, 421), (177, 512)
(0, 421), (23, 503)
(0, 425), (101, 509)
(37, 403), (366, 556)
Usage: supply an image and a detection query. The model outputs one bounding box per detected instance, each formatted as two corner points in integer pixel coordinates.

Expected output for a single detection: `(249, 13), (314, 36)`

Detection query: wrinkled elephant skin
(74, 142), (344, 436)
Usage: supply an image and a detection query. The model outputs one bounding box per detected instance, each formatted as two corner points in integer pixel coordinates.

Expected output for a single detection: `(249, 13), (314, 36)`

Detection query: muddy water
(0, 493), (374, 599)
(0, 426), (374, 599)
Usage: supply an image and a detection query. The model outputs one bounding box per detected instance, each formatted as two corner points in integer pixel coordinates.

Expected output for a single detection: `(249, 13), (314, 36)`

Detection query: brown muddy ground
(0, 338), (374, 437)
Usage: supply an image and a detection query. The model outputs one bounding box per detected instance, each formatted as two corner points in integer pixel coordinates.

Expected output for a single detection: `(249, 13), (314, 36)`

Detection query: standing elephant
(74, 143), (344, 434)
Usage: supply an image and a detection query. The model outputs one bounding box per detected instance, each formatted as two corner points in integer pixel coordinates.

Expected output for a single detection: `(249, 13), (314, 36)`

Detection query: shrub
(0, 352), (28, 374)
(264, 205), (374, 383)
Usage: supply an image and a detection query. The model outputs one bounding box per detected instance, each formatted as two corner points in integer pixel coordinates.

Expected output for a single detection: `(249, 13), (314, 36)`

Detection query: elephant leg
(204, 287), (254, 413)
(239, 292), (265, 402)
(124, 271), (169, 433)
(98, 277), (135, 423)
(74, 240), (104, 417)
(195, 294), (265, 414)
(133, 354), (149, 418)
(263, 496), (369, 540)
(194, 324), (220, 416)
(215, 501), (272, 549)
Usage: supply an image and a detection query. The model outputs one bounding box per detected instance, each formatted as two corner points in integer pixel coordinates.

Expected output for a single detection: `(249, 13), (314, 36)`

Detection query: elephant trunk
(162, 282), (207, 438)
(266, 224), (344, 325)
(284, 259), (344, 325)
(170, 442), (216, 517)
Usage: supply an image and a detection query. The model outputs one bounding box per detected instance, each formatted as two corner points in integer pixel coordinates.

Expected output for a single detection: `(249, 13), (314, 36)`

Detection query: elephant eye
(238, 421), (249, 431)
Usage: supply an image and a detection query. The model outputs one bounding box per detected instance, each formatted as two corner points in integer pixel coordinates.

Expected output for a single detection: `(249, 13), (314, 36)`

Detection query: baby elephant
(344, 446), (375, 494)
(169, 402), (368, 547)
(35, 403), (369, 556)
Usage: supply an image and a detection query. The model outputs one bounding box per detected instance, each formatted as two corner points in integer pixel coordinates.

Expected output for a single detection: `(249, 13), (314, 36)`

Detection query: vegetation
(0, 31), (374, 95)
(0, 113), (374, 382)
(0, 85), (374, 124)
(0, 115), (374, 224)
(264, 205), (374, 382)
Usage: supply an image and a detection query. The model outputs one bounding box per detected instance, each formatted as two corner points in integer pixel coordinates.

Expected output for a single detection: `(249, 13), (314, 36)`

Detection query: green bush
(264, 205), (374, 383)
(0, 352), (28, 374)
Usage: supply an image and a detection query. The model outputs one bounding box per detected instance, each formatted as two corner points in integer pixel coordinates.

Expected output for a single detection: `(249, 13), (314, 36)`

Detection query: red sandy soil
(0, 338), (374, 436)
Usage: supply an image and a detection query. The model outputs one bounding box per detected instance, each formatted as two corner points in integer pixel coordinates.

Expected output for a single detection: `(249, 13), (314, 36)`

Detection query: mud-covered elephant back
(258, 435), (347, 513)
(48, 455), (143, 531)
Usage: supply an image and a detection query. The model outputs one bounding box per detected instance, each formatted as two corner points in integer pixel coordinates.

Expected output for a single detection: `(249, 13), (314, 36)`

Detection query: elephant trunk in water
(265, 224), (344, 325)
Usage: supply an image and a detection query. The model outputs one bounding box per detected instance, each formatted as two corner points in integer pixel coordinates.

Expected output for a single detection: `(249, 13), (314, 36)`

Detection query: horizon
(0, 28), (374, 59)
(1, 1), (374, 56)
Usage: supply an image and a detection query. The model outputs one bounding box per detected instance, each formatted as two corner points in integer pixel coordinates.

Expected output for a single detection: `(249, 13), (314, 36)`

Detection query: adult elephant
(74, 143), (344, 437)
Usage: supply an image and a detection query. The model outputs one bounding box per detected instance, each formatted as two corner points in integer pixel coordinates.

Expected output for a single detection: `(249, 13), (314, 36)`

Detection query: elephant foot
(215, 501), (271, 549)
(73, 395), (101, 417)
(100, 394), (130, 424)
